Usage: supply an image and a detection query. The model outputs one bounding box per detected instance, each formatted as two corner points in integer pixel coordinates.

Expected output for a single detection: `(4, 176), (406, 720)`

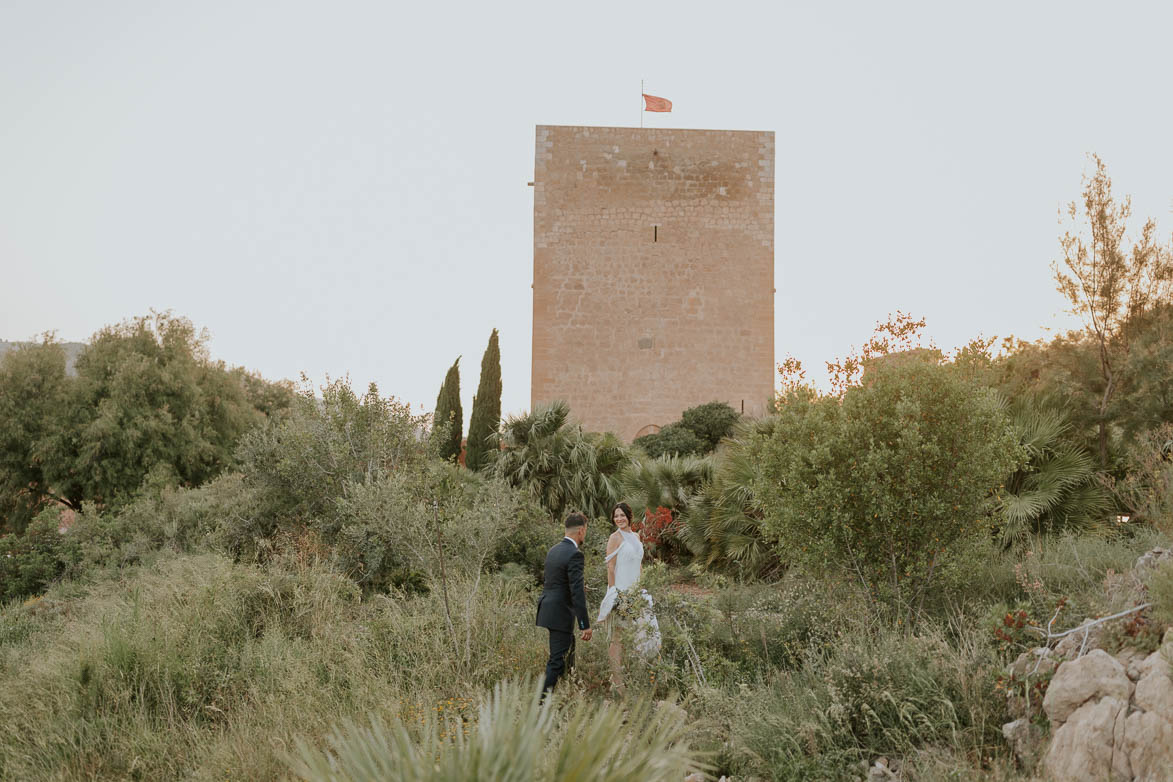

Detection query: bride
(596, 502), (661, 692)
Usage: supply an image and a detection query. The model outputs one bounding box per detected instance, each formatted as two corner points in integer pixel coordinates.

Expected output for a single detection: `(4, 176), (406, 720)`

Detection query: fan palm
(997, 398), (1113, 547)
(620, 452), (713, 519)
(492, 401), (629, 522)
(678, 418), (780, 576)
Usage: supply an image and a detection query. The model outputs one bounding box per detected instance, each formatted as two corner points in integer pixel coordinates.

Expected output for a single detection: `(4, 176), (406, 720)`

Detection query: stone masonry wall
(531, 125), (775, 441)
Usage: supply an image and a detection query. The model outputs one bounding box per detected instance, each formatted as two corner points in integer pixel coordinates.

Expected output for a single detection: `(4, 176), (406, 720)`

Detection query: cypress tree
(433, 357), (462, 463)
(465, 329), (502, 472)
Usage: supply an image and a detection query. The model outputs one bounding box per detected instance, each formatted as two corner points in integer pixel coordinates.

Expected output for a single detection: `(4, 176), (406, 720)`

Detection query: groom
(536, 512), (592, 693)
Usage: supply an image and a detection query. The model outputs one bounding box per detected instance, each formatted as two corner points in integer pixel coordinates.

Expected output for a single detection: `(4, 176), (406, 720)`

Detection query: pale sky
(3, 1), (1172, 429)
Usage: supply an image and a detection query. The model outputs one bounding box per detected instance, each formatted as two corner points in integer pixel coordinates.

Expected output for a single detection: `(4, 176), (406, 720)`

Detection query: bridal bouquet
(611, 584), (662, 657)
(611, 584), (649, 623)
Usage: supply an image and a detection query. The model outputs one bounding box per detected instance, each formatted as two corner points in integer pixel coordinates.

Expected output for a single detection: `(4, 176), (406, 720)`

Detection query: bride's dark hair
(610, 502), (634, 527)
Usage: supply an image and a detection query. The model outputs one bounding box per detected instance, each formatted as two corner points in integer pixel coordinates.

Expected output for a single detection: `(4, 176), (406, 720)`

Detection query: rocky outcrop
(1000, 548), (1173, 781)
(1037, 635), (1173, 781)
(1134, 548), (1173, 576)
(1042, 649), (1133, 723)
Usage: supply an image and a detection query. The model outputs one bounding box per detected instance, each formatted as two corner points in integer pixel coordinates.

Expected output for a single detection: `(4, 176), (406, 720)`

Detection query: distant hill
(0, 340), (86, 376)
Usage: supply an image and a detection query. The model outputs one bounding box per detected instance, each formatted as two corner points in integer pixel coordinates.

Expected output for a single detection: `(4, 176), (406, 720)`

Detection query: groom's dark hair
(564, 512), (588, 530)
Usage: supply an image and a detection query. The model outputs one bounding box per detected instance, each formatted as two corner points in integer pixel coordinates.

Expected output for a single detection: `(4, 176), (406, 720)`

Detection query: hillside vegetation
(2, 159), (1173, 780)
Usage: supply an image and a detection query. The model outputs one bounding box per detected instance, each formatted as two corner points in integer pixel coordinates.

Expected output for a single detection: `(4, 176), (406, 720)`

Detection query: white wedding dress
(596, 529), (662, 657)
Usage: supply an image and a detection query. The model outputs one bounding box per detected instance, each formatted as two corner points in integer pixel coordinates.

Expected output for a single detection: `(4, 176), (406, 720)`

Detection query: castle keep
(531, 125), (775, 441)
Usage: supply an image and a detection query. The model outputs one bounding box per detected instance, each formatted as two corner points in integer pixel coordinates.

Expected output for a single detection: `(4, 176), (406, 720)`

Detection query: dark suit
(536, 536), (590, 692)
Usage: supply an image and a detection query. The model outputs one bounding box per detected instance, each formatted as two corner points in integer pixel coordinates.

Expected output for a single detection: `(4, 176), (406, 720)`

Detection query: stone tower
(531, 125), (774, 441)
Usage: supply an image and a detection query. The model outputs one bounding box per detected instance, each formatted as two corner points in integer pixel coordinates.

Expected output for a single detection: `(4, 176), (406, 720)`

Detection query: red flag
(642, 93), (672, 112)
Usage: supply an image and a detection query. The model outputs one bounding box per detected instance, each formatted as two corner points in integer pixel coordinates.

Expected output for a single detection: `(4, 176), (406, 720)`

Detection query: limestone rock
(1117, 647), (1149, 681)
(1134, 663), (1173, 719)
(1002, 718), (1043, 768)
(1054, 621), (1105, 658)
(867, 757), (899, 781)
(1123, 710), (1173, 782)
(1043, 696), (1130, 782)
(1010, 647), (1056, 679)
(1044, 649), (1133, 724)
(1134, 547), (1172, 574)
(1136, 649), (1172, 682)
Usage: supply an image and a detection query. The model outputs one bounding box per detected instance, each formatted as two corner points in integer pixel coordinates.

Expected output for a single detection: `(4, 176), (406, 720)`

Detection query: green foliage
(0, 554), (366, 781)
(1052, 155), (1173, 468)
(67, 312), (279, 507)
(232, 377), (430, 551)
(996, 397), (1113, 547)
(2, 523), (1166, 781)
(0, 473), (260, 603)
(1111, 423), (1173, 533)
(493, 401), (630, 522)
(433, 357), (463, 463)
(680, 418), (778, 576)
(621, 454), (711, 519)
(465, 329), (502, 472)
(618, 454), (711, 560)
(759, 361), (1023, 619)
(1146, 559), (1173, 631)
(632, 401), (740, 459)
(489, 510), (551, 585)
(0, 314), (289, 534)
(0, 507), (69, 601)
(0, 337), (71, 533)
(333, 461), (534, 601)
(710, 624), (1003, 780)
(992, 319), (1173, 478)
(680, 401), (741, 452)
(290, 678), (700, 782)
(633, 423), (705, 458)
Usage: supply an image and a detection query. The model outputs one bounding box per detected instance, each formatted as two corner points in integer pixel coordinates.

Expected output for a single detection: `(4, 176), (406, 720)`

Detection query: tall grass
(0, 553), (552, 780)
(3, 525), (1169, 781)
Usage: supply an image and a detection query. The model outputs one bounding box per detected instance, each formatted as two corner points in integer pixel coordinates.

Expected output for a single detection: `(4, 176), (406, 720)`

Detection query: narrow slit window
(653, 226), (658, 242)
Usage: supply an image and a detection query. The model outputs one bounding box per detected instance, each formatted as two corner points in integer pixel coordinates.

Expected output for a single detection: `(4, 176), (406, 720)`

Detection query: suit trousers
(542, 629), (576, 693)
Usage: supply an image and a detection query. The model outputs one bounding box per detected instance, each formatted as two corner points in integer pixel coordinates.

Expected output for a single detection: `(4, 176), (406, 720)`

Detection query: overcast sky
(3, 1), (1171, 428)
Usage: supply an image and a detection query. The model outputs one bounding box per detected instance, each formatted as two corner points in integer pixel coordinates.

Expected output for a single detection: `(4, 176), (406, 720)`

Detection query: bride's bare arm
(606, 533), (620, 588)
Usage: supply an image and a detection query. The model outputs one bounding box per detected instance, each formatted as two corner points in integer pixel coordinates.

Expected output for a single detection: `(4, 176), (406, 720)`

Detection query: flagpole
(640, 79), (644, 128)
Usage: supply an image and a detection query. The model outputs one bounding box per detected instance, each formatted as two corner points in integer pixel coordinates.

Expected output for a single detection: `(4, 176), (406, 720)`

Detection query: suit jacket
(535, 538), (590, 633)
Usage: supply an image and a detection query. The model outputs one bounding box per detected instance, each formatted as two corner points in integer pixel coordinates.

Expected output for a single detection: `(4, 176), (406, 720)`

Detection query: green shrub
(0, 553), (377, 781)
(0, 507), (67, 601)
(0, 315), (290, 534)
(759, 362), (1024, 621)
(634, 423), (705, 459)
(1146, 559), (1173, 631)
(680, 401), (741, 452)
(333, 461), (535, 595)
(490, 510), (551, 585)
(1113, 423), (1173, 534)
(230, 377), (430, 552)
(712, 623), (1003, 780)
